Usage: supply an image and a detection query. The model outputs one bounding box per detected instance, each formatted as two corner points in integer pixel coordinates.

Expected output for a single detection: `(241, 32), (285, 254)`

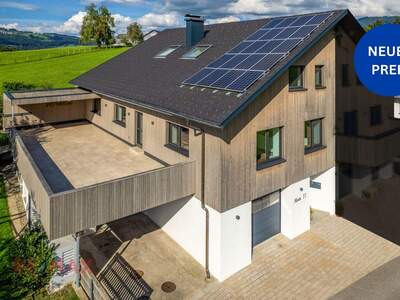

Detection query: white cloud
(137, 12), (181, 30)
(113, 13), (134, 33)
(53, 11), (87, 35)
(206, 16), (240, 24)
(0, 1), (37, 11)
(0, 22), (18, 29)
(51, 11), (135, 35)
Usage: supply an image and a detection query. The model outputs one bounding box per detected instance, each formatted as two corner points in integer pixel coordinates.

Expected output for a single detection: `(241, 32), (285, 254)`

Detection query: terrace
(13, 121), (196, 240)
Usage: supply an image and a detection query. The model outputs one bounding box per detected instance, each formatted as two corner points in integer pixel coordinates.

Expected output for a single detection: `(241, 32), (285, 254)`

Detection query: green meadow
(0, 46), (129, 96)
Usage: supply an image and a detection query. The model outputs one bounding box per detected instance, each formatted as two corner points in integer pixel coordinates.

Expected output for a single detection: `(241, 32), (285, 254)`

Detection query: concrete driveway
(81, 212), (400, 299)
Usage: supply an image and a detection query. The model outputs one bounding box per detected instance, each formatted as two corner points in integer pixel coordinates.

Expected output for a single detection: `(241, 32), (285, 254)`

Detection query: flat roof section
(5, 88), (99, 105)
(18, 122), (164, 192)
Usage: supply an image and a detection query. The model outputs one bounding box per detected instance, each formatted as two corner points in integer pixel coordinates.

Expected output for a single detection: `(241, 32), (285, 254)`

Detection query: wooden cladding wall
(218, 32), (336, 212)
(3, 95), (87, 129)
(15, 134), (52, 234)
(49, 161), (196, 240)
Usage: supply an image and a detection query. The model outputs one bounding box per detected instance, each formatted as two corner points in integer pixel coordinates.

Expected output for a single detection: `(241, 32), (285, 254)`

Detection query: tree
(366, 19), (384, 31)
(10, 223), (57, 298)
(393, 17), (400, 25)
(127, 22), (144, 45)
(80, 4), (115, 47)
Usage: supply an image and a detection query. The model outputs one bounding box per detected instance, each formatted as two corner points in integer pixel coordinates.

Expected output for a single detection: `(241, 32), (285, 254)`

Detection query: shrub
(2, 81), (37, 92)
(9, 223), (57, 298)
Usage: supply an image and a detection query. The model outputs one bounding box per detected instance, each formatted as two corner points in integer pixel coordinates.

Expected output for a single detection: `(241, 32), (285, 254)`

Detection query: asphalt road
(331, 256), (400, 300)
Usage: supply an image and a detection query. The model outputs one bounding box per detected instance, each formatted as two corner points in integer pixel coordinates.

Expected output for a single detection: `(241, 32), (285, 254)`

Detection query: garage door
(252, 191), (280, 247)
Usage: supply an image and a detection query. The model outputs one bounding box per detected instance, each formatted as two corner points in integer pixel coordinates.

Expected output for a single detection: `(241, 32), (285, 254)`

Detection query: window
(344, 111), (358, 136)
(370, 105), (382, 126)
(155, 45), (180, 58)
(289, 66), (305, 90)
(342, 64), (350, 86)
(256, 127), (283, 169)
(315, 65), (325, 88)
(182, 45), (211, 59)
(304, 119), (323, 152)
(114, 104), (126, 126)
(166, 122), (189, 156)
(92, 99), (101, 115)
(135, 111), (143, 147)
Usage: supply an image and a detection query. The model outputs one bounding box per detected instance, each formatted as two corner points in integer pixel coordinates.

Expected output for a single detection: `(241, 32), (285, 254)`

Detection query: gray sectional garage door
(252, 191), (281, 247)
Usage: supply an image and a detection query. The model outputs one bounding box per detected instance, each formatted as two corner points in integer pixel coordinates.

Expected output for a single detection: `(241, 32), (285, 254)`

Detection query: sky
(0, 0), (399, 36)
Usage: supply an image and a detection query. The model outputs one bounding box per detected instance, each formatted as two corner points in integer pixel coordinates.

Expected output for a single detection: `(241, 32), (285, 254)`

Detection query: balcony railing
(11, 129), (196, 240)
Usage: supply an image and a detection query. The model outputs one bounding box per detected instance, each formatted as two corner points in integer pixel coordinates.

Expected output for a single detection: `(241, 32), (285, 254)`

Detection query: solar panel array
(183, 12), (334, 93)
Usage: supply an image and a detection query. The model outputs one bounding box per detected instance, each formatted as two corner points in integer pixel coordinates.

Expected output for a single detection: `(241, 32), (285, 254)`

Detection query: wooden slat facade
(13, 130), (196, 240)
(14, 132), (53, 234)
(49, 161), (196, 239)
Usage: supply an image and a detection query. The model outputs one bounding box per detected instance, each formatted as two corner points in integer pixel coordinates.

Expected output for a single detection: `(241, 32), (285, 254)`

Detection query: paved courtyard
(81, 212), (400, 299)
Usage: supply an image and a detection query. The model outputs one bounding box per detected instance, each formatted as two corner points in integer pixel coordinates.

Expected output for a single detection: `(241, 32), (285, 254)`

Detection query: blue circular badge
(354, 24), (400, 97)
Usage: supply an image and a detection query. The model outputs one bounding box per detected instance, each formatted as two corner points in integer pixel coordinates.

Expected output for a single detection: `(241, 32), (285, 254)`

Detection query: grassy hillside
(0, 27), (79, 50)
(0, 46), (112, 65)
(0, 46), (128, 95)
(358, 16), (400, 28)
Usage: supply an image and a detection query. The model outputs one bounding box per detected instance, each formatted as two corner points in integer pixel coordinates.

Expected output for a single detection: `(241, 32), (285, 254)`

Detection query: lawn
(0, 46), (118, 66)
(0, 46), (129, 95)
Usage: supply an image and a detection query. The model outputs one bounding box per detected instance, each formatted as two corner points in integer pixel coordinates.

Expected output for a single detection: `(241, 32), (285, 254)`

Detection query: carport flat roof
(18, 121), (165, 192)
(5, 88), (99, 105)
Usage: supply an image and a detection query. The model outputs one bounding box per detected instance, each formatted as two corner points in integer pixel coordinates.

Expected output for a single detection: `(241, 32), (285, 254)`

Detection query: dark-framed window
(315, 65), (325, 88)
(370, 105), (382, 126)
(342, 64), (350, 86)
(304, 119), (323, 153)
(256, 127), (283, 169)
(114, 104), (126, 126)
(289, 66), (305, 90)
(135, 111), (143, 147)
(92, 99), (101, 115)
(166, 122), (189, 156)
(344, 111), (358, 136)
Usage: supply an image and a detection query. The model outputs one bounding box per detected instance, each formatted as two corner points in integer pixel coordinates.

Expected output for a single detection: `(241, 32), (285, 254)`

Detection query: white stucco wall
(145, 196), (252, 282)
(309, 167), (336, 215)
(378, 162), (393, 179)
(281, 177), (310, 239)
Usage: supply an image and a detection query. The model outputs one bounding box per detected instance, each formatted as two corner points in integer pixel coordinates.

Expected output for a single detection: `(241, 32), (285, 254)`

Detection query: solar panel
(198, 69), (229, 86)
(212, 70), (245, 88)
(183, 11), (335, 92)
(227, 71), (264, 91)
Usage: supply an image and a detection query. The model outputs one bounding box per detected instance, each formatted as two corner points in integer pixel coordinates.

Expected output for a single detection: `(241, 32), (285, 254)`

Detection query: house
(3, 10), (396, 285)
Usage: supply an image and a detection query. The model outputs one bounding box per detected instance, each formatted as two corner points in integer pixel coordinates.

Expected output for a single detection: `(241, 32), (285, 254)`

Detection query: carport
(80, 213), (216, 299)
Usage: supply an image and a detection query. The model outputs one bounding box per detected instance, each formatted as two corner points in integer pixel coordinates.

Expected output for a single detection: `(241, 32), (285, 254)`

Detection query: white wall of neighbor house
(281, 177), (310, 239)
(394, 98), (400, 119)
(145, 196), (252, 282)
(308, 167), (336, 215)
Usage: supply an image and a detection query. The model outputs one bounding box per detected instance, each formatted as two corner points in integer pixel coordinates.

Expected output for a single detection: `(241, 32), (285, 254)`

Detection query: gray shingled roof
(71, 10), (359, 127)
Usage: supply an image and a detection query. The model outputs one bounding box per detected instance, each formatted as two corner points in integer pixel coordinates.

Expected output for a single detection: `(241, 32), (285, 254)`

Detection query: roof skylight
(182, 45), (211, 59)
(155, 45), (181, 58)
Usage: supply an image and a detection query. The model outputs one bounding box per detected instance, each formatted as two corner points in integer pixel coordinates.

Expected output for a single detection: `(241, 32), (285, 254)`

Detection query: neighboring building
(143, 29), (159, 41)
(395, 97), (400, 119)
(3, 10), (396, 283)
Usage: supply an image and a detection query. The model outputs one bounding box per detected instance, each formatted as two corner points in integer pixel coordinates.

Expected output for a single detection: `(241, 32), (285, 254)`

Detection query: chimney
(185, 14), (205, 48)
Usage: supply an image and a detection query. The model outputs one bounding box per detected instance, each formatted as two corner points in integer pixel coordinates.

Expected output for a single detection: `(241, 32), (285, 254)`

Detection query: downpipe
(201, 130), (211, 280)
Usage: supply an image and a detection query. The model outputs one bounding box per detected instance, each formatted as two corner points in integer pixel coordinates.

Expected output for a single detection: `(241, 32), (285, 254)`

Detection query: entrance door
(135, 112), (143, 147)
(252, 191), (281, 248)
